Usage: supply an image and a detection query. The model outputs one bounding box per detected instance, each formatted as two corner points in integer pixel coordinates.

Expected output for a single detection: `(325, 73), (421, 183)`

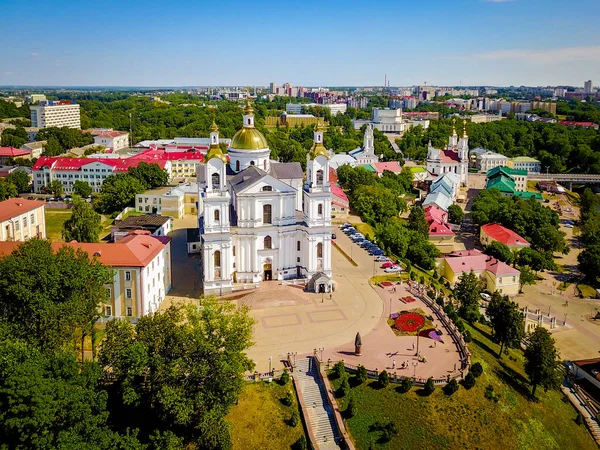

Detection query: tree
(48, 179), (64, 197)
(462, 372), (477, 389)
(0, 178), (18, 201)
(128, 162), (169, 189)
(408, 205), (429, 237)
(484, 241), (514, 264)
(454, 270), (482, 322)
(447, 204), (464, 224)
(6, 169), (30, 193)
(524, 327), (561, 398)
(423, 377), (435, 395)
(0, 239), (113, 351)
(400, 377), (412, 393)
(346, 396), (357, 418)
(42, 136), (64, 156)
(95, 174), (144, 214)
(356, 365), (368, 384)
(578, 244), (600, 282)
(444, 378), (459, 395)
(470, 362), (483, 378)
(378, 370), (390, 387)
(99, 300), (255, 448)
(62, 196), (103, 243)
(73, 179), (93, 198)
(487, 293), (524, 358)
(519, 266), (537, 293)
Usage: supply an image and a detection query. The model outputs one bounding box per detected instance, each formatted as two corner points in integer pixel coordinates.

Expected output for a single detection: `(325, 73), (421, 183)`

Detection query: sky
(1, 0), (599, 87)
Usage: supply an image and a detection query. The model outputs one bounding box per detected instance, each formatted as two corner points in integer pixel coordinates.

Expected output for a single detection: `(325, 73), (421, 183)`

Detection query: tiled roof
(134, 148), (205, 162)
(331, 184), (349, 203)
(481, 223), (529, 247)
(32, 156), (167, 172)
(424, 204), (447, 224)
(0, 198), (45, 222)
(445, 253), (520, 277)
(559, 121), (599, 127)
(0, 147), (29, 157)
(440, 150), (460, 163)
(373, 161), (402, 174)
(429, 220), (454, 236)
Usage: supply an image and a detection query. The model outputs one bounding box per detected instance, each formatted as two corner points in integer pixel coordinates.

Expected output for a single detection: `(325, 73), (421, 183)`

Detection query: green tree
(524, 327), (561, 398)
(356, 365), (368, 384)
(127, 162), (169, 189)
(519, 266), (537, 293)
(443, 378), (459, 395)
(423, 377), (435, 395)
(42, 136), (64, 156)
(73, 179), (93, 198)
(578, 244), (600, 282)
(0, 178), (18, 200)
(48, 179), (64, 197)
(95, 174), (144, 214)
(408, 205), (429, 237)
(99, 300), (255, 448)
(454, 270), (482, 322)
(6, 169), (30, 193)
(62, 196), (103, 243)
(447, 204), (464, 224)
(487, 293), (524, 358)
(378, 370), (390, 387)
(484, 241), (514, 264)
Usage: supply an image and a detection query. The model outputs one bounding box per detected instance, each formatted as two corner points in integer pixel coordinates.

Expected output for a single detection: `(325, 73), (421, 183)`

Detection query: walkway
(295, 357), (341, 450)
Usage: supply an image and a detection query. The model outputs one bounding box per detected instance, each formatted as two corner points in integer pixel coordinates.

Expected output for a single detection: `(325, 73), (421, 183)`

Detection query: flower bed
(379, 281), (394, 288)
(387, 308), (435, 337)
(395, 313), (425, 332)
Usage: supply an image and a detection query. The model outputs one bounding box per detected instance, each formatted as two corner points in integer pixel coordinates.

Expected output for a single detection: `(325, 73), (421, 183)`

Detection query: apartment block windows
(105, 305), (112, 316)
(126, 306), (133, 317)
(125, 271), (131, 281)
(126, 288), (132, 299)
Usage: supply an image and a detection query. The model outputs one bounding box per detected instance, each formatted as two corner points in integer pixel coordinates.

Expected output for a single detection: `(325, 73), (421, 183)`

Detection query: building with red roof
(331, 184), (349, 213)
(424, 204), (455, 253)
(0, 230), (172, 318)
(480, 223), (530, 250)
(372, 161), (403, 175)
(0, 146), (30, 164)
(0, 198), (46, 241)
(559, 121), (599, 130)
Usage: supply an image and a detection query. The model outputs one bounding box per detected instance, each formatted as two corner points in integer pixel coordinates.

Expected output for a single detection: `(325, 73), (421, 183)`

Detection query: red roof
(0, 198), (45, 222)
(424, 204), (447, 224)
(373, 161), (402, 174)
(95, 131), (129, 139)
(428, 220), (454, 236)
(0, 147), (29, 158)
(559, 121), (599, 127)
(445, 253), (520, 276)
(481, 223), (529, 247)
(134, 149), (205, 162)
(32, 156), (167, 172)
(440, 150), (460, 163)
(329, 167), (338, 184)
(0, 231), (170, 268)
(331, 184), (349, 204)
(448, 249), (483, 257)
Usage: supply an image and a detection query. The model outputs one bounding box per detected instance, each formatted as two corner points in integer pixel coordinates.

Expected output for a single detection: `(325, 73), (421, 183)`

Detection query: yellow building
(0, 198), (46, 241)
(440, 249), (521, 296)
(265, 113), (327, 128)
(135, 183), (198, 219)
(530, 101), (557, 115)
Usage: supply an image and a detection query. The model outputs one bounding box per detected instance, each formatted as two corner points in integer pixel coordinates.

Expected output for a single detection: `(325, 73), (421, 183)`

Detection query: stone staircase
(295, 357), (342, 450)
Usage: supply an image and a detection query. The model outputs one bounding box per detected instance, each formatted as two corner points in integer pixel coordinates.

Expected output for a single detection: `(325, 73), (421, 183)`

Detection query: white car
(384, 266), (402, 273)
(480, 293), (491, 301)
(375, 256), (389, 262)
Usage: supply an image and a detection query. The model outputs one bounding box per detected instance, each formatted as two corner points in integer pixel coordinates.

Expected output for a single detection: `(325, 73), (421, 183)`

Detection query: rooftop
(0, 147), (29, 158)
(0, 198), (45, 222)
(445, 253), (520, 277)
(481, 223), (530, 247)
(373, 161), (402, 174)
(114, 214), (171, 233)
(32, 156), (167, 172)
(511, 156), (540, 163)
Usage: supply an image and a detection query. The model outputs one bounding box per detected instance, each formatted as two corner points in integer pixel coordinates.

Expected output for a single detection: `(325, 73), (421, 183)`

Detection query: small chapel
(198, 101), (333, 295)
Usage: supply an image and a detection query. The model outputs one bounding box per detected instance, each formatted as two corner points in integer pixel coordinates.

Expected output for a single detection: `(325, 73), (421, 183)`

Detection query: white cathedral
(426, 121), (469, 185)
(197, 102), (333, 295)
(349, 123), (379, 166)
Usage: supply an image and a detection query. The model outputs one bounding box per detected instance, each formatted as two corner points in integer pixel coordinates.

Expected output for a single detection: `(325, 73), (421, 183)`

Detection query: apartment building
(135, 183), (199, 218)
(0, 198), (46, 241)
(88, 130), (130, 151)
(30, 101), (81, 129)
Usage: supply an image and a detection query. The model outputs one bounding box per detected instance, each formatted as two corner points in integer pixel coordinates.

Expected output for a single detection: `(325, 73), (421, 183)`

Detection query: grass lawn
(227, 380), (305, 450)
(371, 273), (409, 285)
(330, 323), (596, 450)
(577, 284), (597, 298)
(45, 209), (73, 241)
(354, 223), (375, 238)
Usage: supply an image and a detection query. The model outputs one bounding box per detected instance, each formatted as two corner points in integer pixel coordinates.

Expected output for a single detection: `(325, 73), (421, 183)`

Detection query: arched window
(316, 169), (323, 185)
(214, 209), (220, 223)
(297, 240), (301, 251)
(317, 243), (323, 258)
(317, 204), (323, 216)
(263, 204), (272, 224)
(213, 250), (221, 279)
(236, 160), (240, 172)
(262, 186), (272, 192)
(264, 235), (272, 249)
(211, 172), (220, 189)
(263, 160), (267, 171)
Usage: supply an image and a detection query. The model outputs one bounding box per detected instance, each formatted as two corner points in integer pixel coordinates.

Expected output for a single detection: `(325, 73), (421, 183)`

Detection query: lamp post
(412, 362), (418, 378)
(415, 324), (424, 357)
(319, 347), (324, 361)
(268, 356), (272, 373)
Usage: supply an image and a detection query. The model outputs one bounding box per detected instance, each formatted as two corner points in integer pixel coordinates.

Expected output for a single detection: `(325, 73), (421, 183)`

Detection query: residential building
(264, 113), (325, 128)
(440, 249), (521, 296)
(426, 121), (469, 186)
(510, 156), (541, 173)
(0, 230), (172, 318)
(0, 198), (46, 241)
(25, 94), (46, 103)
(286, 103), (347, 115)
(425, 204), (455, 253)
(0, 146), (30, 164)
(269, 82), (277, 94)
(349, 124), (379, 166)
(30, 101), (81, 129)
(538, 180), (564, 194)
(199, 106), (332, 295)
(32, 156), (169, 194)
(559, 121), (599, 130)
(87, 130), (130, 151)
(331, 184), (349, 213)
(329, 153), (357, 170)
(529, 101), (557, 115)
(20, 141), (46, 159)
(584, 80), (593, 94)
(476, 151), (509, 172)
(111, 215), (171, 241)
(480, 223), (530, 250)
(135, 182), (199, 218)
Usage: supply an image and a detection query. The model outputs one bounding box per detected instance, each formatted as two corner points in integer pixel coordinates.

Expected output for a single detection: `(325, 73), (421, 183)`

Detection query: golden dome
(243, 99), (254, 115)
(210, 119), (219, 133)
(205, 144), (228, 163)
(310, 142), (330, 160)
(230, 127), (268, 151)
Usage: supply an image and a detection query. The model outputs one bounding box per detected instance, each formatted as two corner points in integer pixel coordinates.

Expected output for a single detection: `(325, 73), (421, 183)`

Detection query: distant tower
(384, 74), (387, 89)
(584, 80), (593, 93)
(448, 118), (458, 149)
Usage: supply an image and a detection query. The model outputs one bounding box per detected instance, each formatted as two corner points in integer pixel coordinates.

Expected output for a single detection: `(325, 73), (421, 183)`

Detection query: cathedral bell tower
(457, 119), (469, 161)
(448, 118), (458, 149)
(304, 123), (331, 228)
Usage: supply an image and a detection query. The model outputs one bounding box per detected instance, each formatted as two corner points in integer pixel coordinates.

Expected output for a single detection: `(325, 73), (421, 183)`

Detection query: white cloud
(30, 52), (40, 57)
(473, 46), (600, 63)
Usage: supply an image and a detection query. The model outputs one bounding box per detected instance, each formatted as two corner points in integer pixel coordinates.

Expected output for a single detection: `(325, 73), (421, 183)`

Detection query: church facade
(198, 103), (333, 295)
(349, 123), (379, 166)
(426, 121), (469, 185)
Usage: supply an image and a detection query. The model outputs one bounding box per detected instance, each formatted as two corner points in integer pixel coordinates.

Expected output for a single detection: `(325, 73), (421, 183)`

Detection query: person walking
(393, 360), (396, 369)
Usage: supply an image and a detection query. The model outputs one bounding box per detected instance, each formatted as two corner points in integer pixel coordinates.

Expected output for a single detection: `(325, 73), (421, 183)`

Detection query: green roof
(514, 191), (543, 201)
(511, 156), (540, 163)
(487, 166), (527, 179)
(409, 167), (427, 173)
(487, 177), (516, 193)
(362, 165), (376, 172)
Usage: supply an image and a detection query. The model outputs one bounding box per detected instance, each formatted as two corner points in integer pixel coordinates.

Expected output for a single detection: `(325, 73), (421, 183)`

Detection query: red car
(381, 261), (395, 269)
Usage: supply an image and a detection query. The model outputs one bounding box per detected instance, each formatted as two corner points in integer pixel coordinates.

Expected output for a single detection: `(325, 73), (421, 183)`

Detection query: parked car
(480, 293), (491, 301)
(375, 256), (389, 262)
(370, 249), (384, 256)
(344, 228), (356, 235)
(384, 266), (402, 273)
(381, 261), (395, 269)
(360, 241), (372, 248)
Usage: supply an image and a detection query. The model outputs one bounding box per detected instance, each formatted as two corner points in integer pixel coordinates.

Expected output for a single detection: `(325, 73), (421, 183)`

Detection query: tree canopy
(447, 204), (464, 224)
(95, 174), (145, 214)
(484, 241), (514, 265)
(454, 270), (482, 322)
(73, 179), (93, 198)
(63, 196), (103, 243)
(524, 327), (561, 398)
(487, 292), (524, 357)
(5, 169), (30, 193)
(127, 162), (169, 190)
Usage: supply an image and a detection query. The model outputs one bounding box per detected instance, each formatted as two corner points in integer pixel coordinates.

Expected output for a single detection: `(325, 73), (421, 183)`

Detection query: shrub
(378, 370), (390, 388)
(283, 390), (294, 406)
(456, 319), (466, 333)
(485, 384), (500, 402)
(346, 396), (357, 418)
(424, 377), (435, 395)
(338, 376), (351, 397)
(463, 372), (476, 389)
(334, 361), (346, 379)
(433, 269), (438, 279)
(427, 289), (436, 299)
(419, 276), (425, 285)
(280, 369), (290, 385)
(290, 411), (300, 427)
(575, 414), (584, 426)
(409, 271), (416, 280)
(293, 435), (307, 450)
(436, 297), (444, 306)
(444, 378), (459, 395)
(357, 365), (368, 384)
(471, 362), (483, 378)
(373, 421), (399, 443)
(400, 377), (412, 393)
(463, 329), (472, 343)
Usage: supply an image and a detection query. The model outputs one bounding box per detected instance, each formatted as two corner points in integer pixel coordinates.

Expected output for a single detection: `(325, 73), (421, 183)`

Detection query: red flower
(395, 313), (425, 332)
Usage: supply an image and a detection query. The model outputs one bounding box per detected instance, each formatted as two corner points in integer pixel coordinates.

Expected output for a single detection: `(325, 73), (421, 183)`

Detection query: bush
(372, 421), (399, 443)
(409, 271), (416, 280)
(378, 370), (390, 388)
(346, 396), (357, 418)
(280, 369), (290, 385)
(575, 413), (584, 426)
(424, 377), (435, 395)
(400, 377), (412, 393)
(292, 435), (307, 450)
(463, 329), (472, 343)
(436, 297), (444, 306)
(456, 319), (466, 333)
(283, 390), (294, 406)
(338, 376), (351, 397)
(419, 276), (425, 285)
(485, 384), (500, 402)
(290, 411), (300, 427)
(334, 361), (346, 379)
(463, 372), (477, 389)
(471, 362), (483, 378)
(427, 289), (436, 299)
(444, 378), (459, 395)
(357, 365), (368, 384)
(433, 268), (438, 279)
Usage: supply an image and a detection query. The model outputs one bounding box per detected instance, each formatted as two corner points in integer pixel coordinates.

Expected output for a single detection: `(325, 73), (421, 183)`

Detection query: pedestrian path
(295, 357), (342, 450)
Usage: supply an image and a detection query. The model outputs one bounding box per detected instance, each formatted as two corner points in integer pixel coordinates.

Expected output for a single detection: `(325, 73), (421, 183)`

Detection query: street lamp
(412, 362), (418, 378)
(319, 347), (324, 361)
(268, 356), (272, 373)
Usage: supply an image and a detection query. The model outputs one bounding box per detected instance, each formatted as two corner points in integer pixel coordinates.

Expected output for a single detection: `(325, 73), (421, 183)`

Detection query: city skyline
(1, 0), (599, 87)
